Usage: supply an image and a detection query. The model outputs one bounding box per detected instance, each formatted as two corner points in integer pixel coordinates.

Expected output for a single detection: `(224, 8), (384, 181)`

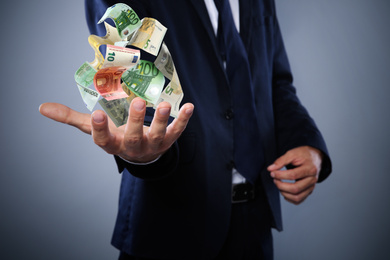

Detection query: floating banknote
(157, 78), (183, 118)
(154, 42), (183, 117)
(99, 97), (130, 127)
(75, 3), (185, 122)
(75, 23), (122, 88)
(98, 3), (142, 39)
(75, 22), (122, 111)
(77, 84), (100, 111)
(101, 45), (140, 69)
(94, 45), (140, 101)
(122, 60), (165, 104)
(75, 62), (100, 111)
(75, 62), (97, 88)
(128, 18), (167, 56)
(88, 22), (122, 70)
(94, 66), (128, 100)
(121, 82), (153, 107)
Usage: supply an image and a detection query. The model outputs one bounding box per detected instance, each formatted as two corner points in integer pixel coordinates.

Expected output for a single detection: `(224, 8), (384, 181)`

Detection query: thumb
(39, 102), (92, 134)
(267, 152), (293, 172)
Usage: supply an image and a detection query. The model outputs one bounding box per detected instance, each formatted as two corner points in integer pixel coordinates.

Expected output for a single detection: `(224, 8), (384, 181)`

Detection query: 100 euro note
(75, 62), (99, 111)
(98, 3), (142, 39)
(121, 60), (165, 105)
(74, 3), (185, 125)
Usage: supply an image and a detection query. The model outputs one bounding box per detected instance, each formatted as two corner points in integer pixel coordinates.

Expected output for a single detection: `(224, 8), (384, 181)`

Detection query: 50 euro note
(98, 3), (142, 39)
(94, 45), (140, 101)
(128, 18), (167, 56)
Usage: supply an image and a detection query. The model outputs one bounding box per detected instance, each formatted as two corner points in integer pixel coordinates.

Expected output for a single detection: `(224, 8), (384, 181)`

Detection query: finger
(123, 98), (147, 155)
(91, 110), (119, 154)
(39, 102), (92, 134)
(165, 103), (194, 145)
(280, 185), (315, 205)
(267, 151), (295, 172)
(271, 165), (309, 181)
(147, 102), (171, 150)
(273, 177), (316, 196)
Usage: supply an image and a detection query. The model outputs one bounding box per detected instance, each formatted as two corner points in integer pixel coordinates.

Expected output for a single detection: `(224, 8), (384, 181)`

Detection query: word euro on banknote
(94, 45), (140, 101)
(98, 3), (142, 39)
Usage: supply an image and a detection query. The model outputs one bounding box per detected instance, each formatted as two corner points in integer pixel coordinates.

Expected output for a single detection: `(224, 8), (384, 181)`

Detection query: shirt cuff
(118, 154), (162, 165)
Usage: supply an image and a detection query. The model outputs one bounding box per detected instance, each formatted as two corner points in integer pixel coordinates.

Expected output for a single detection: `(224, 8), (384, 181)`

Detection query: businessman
(40, 0), (332, 259)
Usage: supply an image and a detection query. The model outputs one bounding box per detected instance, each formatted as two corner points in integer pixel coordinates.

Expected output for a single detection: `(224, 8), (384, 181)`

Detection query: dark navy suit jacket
(85, 0), (332, 258)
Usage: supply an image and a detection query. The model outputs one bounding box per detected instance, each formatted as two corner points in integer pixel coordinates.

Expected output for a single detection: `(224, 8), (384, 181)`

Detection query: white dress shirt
(204, 0), (246, 185)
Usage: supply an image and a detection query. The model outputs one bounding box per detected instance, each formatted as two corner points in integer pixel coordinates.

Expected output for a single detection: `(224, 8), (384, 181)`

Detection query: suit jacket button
(225, 109), (234, 120)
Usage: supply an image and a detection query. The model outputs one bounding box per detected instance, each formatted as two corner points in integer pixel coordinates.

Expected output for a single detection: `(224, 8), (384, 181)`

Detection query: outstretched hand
(39, 97), (194, 163)
(267, 146), (323, 205)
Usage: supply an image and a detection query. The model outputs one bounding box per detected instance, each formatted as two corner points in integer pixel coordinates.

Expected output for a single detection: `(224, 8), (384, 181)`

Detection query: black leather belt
(231, 182), (255, 203)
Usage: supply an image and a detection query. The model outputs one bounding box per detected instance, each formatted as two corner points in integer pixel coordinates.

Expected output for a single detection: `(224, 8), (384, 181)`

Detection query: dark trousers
(118, 194), (273, 260)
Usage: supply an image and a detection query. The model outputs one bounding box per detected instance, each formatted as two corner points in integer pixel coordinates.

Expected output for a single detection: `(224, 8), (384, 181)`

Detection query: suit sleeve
(271, 14), (332, 182)
(84, 0), (179, 180)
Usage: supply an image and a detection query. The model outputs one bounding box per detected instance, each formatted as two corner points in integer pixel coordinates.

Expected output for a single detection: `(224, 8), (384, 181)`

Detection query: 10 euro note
(94, 45), (140, 101)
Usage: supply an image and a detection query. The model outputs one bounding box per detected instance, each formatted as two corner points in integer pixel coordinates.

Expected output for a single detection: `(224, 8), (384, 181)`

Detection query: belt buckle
(231, 183), (255, 203)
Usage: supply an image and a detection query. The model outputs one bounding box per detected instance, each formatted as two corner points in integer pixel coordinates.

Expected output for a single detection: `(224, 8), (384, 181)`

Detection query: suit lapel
(239, 0), (254, 51)
(189, 0), (255, 59)
(189, 0), (225, 68)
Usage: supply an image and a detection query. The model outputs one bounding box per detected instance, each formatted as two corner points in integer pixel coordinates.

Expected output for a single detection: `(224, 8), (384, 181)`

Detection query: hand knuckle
(308, 165), (317, 175)
(125, 136), (142, 146)
(291, 186), (300, 195)
(126, 150), (139, 158)
(171, 126), (183, 136)
(290, 172), (298, 180)
(290, 195), (301, 204)
(148, 133), (163, 144)
(94, 138), (109, 148)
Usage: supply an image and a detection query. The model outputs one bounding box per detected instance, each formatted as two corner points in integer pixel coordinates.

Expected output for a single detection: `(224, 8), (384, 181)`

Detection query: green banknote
(75, 62), (97, 88)
(99, 97), (130, 127)
(98, 3), (142, 40)
(77, 84), (100, 111)
(122, 60), (165, 104)
(75, 62), (100, 111)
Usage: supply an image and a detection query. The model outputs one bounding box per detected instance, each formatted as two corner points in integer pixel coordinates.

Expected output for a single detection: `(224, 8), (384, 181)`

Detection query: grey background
(1, 0), (389, 259)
